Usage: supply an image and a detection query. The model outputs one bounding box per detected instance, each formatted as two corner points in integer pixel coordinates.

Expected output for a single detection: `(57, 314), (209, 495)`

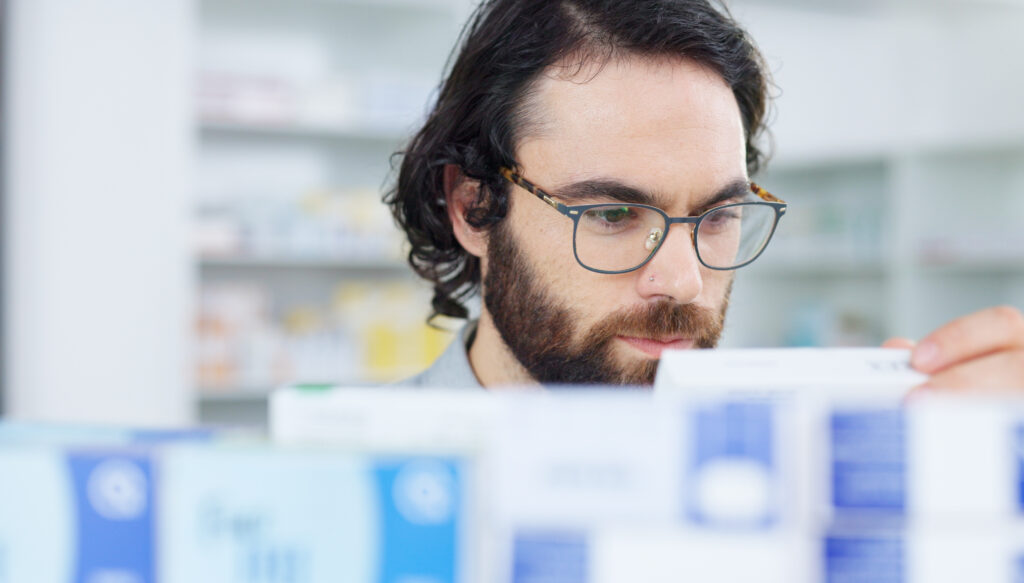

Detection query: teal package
(160, 446), (466, 583)
(373, 459), (462, 583)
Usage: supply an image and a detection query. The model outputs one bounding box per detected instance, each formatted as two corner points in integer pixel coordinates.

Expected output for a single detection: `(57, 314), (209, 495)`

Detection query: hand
(882, 305), (1024, 393)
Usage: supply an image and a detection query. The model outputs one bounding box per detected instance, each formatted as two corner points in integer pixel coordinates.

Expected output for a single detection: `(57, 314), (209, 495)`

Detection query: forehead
(515, 56), (747, 209)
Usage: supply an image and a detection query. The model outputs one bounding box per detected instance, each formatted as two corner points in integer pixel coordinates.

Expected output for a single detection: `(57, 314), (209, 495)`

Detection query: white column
(3, 0), (195, 425)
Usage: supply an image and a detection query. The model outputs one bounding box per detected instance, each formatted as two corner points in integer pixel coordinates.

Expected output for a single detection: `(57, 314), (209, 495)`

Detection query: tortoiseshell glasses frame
(499, 167), (788, 274)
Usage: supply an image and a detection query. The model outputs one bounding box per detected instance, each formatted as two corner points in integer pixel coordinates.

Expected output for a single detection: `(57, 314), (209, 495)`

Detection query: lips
(617, 335), (695, 358)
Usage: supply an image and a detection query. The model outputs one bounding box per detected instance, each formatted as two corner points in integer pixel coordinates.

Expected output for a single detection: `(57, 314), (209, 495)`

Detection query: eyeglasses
(500, 167), (787, 274)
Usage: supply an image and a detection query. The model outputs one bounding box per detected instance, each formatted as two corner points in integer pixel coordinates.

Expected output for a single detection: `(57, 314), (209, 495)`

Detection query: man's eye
(696, 198), (744, 216)
(579, 205), (658, 237)
(594, 207), (634, 223)
(706, 208), (740, 224)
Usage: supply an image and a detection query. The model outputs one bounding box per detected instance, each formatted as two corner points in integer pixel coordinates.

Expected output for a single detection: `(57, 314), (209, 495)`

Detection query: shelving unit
(193, 0), (469, 426)
(199, 120), (407, 144)
(188, 0), (1024, 428)
(199, 255), (409, 271)
(723, 144), (1024, 350)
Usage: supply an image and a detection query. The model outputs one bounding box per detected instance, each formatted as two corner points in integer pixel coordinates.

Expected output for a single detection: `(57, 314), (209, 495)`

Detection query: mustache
(586, 300), (725, 350)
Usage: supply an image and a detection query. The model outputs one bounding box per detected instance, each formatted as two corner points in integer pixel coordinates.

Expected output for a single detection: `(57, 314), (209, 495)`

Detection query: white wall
(720, 2), (1024, 348)
(732, 2), (1024, 164)
(3, 0), (195, 425)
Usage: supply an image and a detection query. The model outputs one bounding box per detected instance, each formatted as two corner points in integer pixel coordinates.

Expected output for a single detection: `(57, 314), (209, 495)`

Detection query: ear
(444, 164), (488, 259)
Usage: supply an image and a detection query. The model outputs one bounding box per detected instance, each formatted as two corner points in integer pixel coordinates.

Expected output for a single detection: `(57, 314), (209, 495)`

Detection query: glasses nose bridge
(661, 215), (700, 247)
(648, 215), (700, 264)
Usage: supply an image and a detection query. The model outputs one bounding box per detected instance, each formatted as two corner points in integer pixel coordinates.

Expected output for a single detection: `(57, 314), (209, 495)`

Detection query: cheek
(508, 202), (577, 274)
(537, 234), (591, 295)
(515, 214), (628, 312)
(700, 269), (734, 307)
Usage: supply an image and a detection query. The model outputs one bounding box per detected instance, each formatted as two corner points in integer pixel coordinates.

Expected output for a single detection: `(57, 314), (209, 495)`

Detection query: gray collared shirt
(394, 321), (483, 389)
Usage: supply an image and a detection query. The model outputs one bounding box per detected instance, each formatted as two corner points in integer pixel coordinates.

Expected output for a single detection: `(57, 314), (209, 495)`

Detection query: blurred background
(1, 0), (1022, 429)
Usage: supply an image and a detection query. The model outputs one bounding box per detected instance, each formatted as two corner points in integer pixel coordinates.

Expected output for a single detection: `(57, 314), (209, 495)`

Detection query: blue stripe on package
(686, 401), (778, 529)
(1017, 424), (1024, 514)
(511, 531), (588, 583)
(831, 410), (905, 516)
(128, 428), (216, 444)
(68, 452), (155, 583)
(375, 459), (462, 583)
(824, 534), (903, 583)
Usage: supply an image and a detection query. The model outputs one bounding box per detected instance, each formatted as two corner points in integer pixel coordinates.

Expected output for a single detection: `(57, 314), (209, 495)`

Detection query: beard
(483, 219), (729, 386)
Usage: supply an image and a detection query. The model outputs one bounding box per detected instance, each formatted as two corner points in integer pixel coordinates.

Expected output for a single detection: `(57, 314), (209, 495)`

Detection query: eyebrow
(550, 177), (751, 215)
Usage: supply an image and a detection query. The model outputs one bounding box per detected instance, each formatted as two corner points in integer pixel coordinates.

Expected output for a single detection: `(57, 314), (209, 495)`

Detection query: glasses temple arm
(500, 167), (565, 212)
(750, 182), (785, 204)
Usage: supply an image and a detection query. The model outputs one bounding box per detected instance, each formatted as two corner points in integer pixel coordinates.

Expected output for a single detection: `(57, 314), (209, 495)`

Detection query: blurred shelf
(206, 0), (459, 11)
(199, 119), (412, 144)
(193, 0), (460, 427)
(198, 381), (390, 402)
(746, 258), (888, 277)
(198, 388), (274, 403)
(747, 256), (1024, 278)
(199, 255), (410, 272)
(916, 257), (1024, 275)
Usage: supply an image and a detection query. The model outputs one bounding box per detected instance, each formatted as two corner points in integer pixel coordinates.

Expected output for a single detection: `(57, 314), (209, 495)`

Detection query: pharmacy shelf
(198, 380), (383, 404)
(199, 255), (410, 272)
(196, 397), (269, 429)
(916, 258), (1024, 275)
(199, 120), (410, 144)
(198, 388), (275, 403)
(190, 0), (1024, 433)
(727, 143), (1024, 348)
(750, 257), (1024, 278)
(192, 0), (464, 429)
(748, 259), (888, 278)
(206, 0), (460, 12)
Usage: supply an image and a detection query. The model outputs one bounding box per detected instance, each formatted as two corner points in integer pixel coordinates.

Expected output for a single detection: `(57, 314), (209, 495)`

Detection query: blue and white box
(655, 348), (925, 401)
(506, 525), (811, 583)
(491, 391), (800, 528)
(490, 391), (682, 528)
(815, 404), (908, 525)
(906, 395), (1024, 523)
(820, 526), (1024, 583)
(814, 394), (1024, 524)
(685, 400), (783, 529)
(271, 387), (498, 453)
(0, 443), (474, 583)
(161, 445), (472, 583)
(489, 391), (805, 583)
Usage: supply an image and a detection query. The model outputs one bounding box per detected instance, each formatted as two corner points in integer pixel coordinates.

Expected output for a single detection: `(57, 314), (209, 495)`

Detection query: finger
(881, 337), (915, 350)
(911, 305), (1024, 374)
(913, 349), (1024, 391)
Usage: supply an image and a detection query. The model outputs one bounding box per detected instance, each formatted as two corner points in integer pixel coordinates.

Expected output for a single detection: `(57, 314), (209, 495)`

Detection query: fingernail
(913, 341), (940, 371)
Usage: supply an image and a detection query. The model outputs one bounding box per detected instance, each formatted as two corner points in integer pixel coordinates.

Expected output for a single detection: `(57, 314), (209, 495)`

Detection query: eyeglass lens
(574, 202), (776, 272)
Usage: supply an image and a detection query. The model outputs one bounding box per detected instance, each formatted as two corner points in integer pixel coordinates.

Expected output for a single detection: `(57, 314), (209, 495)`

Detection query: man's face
(481, 56), (747, 385)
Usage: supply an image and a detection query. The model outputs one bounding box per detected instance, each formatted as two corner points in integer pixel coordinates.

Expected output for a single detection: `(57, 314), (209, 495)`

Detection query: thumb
(882, 337), (916, 350)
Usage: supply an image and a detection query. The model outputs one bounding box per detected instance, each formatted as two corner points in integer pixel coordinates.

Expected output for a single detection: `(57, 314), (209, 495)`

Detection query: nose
(636, 224), (703, 303)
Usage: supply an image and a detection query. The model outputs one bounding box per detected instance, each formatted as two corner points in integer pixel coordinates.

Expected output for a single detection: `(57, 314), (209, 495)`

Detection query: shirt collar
(395, 320), (482, 389)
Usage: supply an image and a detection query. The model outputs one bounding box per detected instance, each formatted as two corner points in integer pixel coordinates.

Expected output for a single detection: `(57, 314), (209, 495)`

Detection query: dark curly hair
(385, 0), (772, 322)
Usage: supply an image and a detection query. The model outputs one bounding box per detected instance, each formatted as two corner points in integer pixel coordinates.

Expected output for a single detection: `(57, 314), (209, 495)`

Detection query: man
(386, 0), (1024, 390)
